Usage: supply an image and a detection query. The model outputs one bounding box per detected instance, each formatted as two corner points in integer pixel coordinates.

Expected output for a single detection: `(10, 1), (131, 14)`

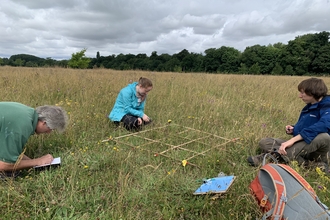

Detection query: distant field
(1, 66), (329, 219)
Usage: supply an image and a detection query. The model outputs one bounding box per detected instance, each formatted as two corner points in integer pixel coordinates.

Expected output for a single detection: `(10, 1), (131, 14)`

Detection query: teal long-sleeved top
(109, 82), (146, 122)
(0, 102), (38, 163)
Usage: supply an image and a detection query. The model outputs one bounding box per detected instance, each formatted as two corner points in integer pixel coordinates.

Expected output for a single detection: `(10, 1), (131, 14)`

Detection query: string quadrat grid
(103, 123), (238, 167)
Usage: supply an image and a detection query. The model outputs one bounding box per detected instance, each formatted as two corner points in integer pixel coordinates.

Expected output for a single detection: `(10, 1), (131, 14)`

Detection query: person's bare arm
(22, 154), (31, 160)
(0, 154), (54, 171)
(278, 134), (303, 155)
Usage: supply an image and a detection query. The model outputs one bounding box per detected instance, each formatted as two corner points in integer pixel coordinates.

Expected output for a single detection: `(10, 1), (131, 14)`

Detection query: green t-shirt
(0, 102), (38, 163)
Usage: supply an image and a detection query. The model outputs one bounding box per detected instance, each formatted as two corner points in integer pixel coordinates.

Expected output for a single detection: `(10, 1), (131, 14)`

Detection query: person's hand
(278, 144), (288, 155)
(36, 154), (54, 165)
(142, 114), (150, 122)
(137, 118), (143, 125)
(285, 125), (294, 134)
(278, 140), (294, 155)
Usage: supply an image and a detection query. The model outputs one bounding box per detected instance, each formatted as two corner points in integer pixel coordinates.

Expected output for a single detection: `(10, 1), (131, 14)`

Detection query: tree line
(0, 31), (329, 75)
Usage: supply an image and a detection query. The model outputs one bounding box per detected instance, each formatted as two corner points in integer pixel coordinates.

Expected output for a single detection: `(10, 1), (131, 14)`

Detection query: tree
(25, 61), (38, 67)
(44, 57), (56, 67)
(148, 51), (162, 71)
(156, 54), (171, 71)
(57, 60), (68, 68)
(203, 48), (221, 73)
(68, 49), (90, 69)
(312, 44), (330, 74)
(2, 58), (9, 66)
(217, 46), (241, 73)
(182, 52), (204, 72)
(133, 53), (149, 70)
(282, 38), (310, 75)
(13, 58), (24, 66)
(174, 49), (190, 62)
(281, 31), (330, 75)
(284, 65), (295, 75)
(112, 53), (127, 70)
(9, 54), (44, 66)
(164, 57), (181, 72)
(271, 63), (283, 75)
(241, 45), (279, 74)
(249, 63), (261, 74)
(238, 63), (248, 74)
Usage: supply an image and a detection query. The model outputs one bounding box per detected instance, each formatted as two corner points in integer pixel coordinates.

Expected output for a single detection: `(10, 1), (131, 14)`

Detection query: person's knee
(313, 133), (330, 149)
(259, 138), (276, 152)
(314, 133), (330, 141)
(259, 138), (268, 147)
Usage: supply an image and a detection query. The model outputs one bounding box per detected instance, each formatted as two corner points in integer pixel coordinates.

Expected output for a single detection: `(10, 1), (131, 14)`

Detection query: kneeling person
(0, 102), (68, 177)
(109, 77), (153, 131)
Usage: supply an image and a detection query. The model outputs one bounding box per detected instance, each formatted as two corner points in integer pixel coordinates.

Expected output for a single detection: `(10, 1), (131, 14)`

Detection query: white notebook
(34, 157), (61, 169)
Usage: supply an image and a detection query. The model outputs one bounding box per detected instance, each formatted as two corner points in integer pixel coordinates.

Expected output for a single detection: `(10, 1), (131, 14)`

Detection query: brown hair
(138, 77), (153, 88)
(298, 78), (328, 100)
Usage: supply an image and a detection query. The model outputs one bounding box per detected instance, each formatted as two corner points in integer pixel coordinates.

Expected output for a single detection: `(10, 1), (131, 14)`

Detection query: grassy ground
(0, 66), (329, 219)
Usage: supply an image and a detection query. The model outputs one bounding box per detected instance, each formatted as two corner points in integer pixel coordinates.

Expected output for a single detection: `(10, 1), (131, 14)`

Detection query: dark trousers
(0, 170), (21, 179)
(259, 133), (330, 164)
(121, 115), (140, 131)
(116, 114), (152, 131)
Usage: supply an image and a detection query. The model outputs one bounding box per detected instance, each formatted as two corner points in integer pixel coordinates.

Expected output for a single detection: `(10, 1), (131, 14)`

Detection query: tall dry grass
(0, 66), (329, 219)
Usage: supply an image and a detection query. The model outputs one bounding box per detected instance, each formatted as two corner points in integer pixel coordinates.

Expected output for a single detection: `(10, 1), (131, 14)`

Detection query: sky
(1, 0), (330, 60)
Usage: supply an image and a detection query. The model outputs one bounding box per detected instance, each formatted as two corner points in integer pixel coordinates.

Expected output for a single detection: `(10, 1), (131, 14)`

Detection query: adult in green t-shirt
(0, 102), (68, 175)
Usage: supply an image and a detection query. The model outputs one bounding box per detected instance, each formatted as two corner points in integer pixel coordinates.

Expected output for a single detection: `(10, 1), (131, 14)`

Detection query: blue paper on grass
(194, 175), (235, 195)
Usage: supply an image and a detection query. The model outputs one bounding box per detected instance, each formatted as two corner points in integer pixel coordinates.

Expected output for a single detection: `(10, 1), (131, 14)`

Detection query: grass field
(1, 66), (330, 219)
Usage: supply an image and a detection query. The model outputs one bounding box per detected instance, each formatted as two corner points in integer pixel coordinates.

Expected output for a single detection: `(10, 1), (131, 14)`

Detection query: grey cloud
(181, 14), (227, 35)
(222, 0), (330, 43)
(0, 0), (329, 59)
(10, 0), (80, 9)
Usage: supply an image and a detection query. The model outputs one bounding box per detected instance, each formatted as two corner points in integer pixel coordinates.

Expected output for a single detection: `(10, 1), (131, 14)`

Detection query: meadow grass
(0, 66), (329, 219)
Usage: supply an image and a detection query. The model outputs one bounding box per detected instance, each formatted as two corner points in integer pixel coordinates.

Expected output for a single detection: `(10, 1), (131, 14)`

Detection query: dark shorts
(0, 170), (21, 180)
(117, 114), (152, 131)
(121, 115), (140, 131)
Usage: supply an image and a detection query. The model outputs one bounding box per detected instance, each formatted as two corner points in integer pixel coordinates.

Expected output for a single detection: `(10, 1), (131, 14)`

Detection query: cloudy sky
(1, 0), (329, 60)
